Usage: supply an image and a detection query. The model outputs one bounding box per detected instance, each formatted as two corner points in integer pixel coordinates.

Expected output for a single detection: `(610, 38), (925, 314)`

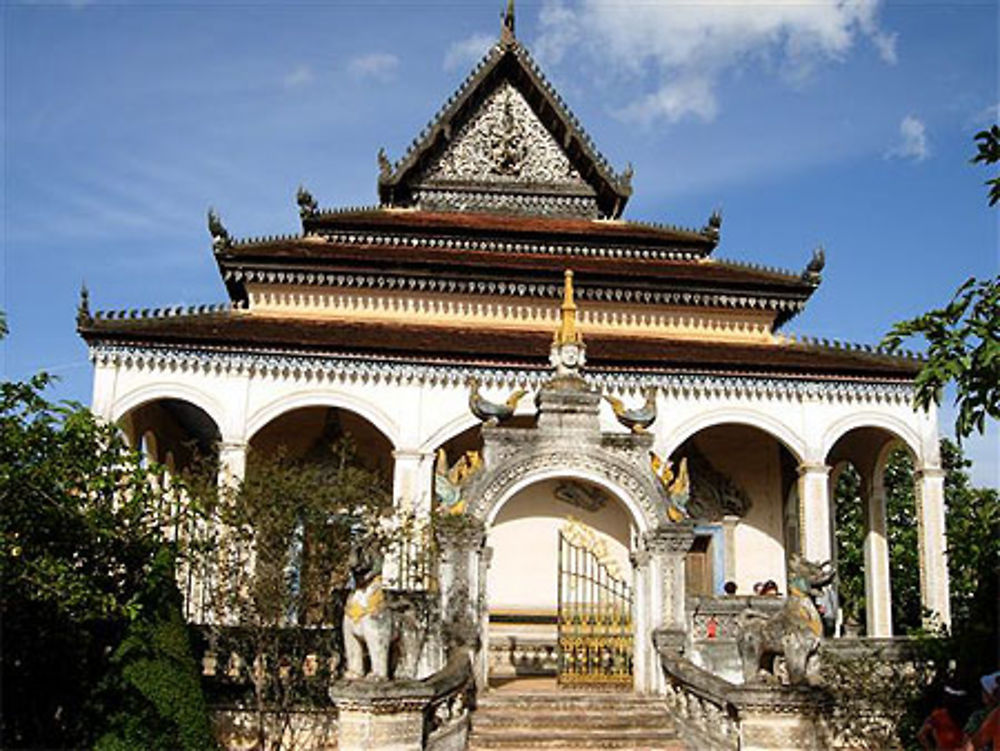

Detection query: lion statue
(342, 541), (424, 680)
(736, 555), (835, 686)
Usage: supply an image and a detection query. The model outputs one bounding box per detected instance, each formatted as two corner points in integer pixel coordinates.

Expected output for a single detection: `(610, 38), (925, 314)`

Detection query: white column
(205, 440), (247, 625)
(722, 514), (740, 583)
(864, 473), (893, 637)
(218, 440), (247, 490)
(797, 463), (832, 564)
(915, 467), (951, 628)
(391, 449), (436, 517)
(631, 550), (653, 693)
(387, 450), (435, 589)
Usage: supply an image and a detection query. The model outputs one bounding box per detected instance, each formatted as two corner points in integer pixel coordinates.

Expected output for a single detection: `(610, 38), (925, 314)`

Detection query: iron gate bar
(557, 530), (633, 687)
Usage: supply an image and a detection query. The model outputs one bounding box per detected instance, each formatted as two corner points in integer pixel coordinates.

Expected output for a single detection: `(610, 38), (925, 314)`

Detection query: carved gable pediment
(421, 82), (591, 194)
(377, 40), (631, 219)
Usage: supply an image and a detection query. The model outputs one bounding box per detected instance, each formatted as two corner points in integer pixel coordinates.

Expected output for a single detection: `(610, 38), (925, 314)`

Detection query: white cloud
(536, 0), (898, 125)
(618, 75), (718, 125)
(886, 115), (929, 162)
(444, 33), (495, 72)
(283, 65), (313, 89)
(973, 102), (1000, 126)
(348, 53), (399, 82)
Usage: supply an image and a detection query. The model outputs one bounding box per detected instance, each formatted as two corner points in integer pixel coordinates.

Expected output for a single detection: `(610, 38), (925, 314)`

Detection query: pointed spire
(501, 0), (516, 46)
(554, 269), (582, 346)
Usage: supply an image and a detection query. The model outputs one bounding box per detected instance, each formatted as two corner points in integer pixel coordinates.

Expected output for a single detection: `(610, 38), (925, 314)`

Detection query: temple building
(78, 2), (948, 712)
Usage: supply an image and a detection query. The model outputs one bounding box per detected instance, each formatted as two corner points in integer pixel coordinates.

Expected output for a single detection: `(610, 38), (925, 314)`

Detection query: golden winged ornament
(434, 448), (483, 515)
(650, 452), (690, 523)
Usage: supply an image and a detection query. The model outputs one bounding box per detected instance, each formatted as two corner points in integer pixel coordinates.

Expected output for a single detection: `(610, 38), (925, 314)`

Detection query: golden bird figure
(604, 389), (657, 433)
(468, 377), (526, 425)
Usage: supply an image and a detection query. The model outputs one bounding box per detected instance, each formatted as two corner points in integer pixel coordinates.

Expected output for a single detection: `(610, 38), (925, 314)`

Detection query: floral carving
(421, 83), (587, 189)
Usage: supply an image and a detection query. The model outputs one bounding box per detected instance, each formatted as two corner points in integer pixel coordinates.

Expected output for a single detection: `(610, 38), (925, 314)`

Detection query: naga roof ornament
(801, 246), (826, 285)
(207, 208), (232, 252)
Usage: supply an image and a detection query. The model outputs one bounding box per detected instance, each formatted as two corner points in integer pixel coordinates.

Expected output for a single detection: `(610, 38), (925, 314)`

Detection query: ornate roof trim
(88, 342), (917, 404)
(215, 267), (811, 316)
(376, 33), (632, 218)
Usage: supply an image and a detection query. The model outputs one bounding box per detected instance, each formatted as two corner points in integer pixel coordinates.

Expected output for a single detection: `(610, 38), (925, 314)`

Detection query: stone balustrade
(655, 628), (834, 751)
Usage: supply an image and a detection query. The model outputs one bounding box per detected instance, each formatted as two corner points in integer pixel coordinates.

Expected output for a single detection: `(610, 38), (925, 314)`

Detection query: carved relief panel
(421, 82), (592, 191)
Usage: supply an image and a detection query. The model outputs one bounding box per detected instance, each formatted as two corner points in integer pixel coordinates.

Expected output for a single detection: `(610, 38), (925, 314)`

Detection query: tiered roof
(78, 3), (919, 383)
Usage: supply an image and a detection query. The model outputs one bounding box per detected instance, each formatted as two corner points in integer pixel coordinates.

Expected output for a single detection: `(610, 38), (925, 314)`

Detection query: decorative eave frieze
(89, 342), (916, 404)
(221, 268), (808, 317)
(311, 228), (707, 262)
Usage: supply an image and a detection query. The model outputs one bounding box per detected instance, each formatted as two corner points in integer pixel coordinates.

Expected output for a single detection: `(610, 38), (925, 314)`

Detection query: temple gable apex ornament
(500, 0), (516, 47)
(207, 207), (231, 252)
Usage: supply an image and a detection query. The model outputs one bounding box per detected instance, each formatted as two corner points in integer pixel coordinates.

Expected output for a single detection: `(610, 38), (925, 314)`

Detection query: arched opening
(116, 398), (223, 620)
(244, 406), (395, 626)
(119, 397), (221, 473)
(669, 423), (801, 597)
(827, 427), (919, 637)
(484, 476), (638, 685)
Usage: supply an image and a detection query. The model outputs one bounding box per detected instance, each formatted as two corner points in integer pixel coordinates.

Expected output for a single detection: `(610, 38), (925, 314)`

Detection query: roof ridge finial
(501, 0), (516, 45)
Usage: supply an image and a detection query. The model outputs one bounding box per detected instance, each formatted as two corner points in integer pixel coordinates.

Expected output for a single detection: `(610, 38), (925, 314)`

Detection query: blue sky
(2, 0), (997, 485)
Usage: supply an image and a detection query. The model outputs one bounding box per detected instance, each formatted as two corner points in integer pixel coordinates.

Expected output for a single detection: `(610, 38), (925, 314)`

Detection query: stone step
(478, 690), (667, 710)
(469, 690), (682, 750)
(473, 707), (671, 730)
(468, 728), (683, 750)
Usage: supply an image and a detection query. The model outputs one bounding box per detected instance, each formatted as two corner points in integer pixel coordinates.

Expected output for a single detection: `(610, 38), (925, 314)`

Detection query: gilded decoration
(434, 449), (483, 515)
(560, 515), (624, 579)
(422, 82), (589, 190)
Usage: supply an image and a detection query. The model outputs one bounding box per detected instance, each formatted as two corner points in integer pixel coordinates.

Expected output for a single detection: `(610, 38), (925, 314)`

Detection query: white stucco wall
(486, 479), (633, 613)
(89, 346), (950, 627)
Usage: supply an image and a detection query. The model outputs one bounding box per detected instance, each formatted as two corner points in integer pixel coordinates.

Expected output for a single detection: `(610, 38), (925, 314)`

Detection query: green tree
(834, 450), (922, 635)
(191, 440), (398, 751)
(883, 276), (999, 440)
(938, 439), (999, 672)
(834, 465), (866, 629)
(882, 127), (999, 440)
(973, 124), (1000, 206)
(0, 373), (216, 750)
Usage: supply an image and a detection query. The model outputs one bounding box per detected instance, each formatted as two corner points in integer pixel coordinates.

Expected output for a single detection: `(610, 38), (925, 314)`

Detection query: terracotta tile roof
(297, 209), (714, 248)
(79, 310), (921, 380)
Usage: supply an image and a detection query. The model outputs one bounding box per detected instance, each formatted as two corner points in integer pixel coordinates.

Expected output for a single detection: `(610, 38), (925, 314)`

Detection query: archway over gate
(463, 439), (666, 691)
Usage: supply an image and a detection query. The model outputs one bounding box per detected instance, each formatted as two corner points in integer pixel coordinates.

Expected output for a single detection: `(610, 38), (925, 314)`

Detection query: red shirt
(926, 708), (966, 750)
(970, 705), (1000, 750)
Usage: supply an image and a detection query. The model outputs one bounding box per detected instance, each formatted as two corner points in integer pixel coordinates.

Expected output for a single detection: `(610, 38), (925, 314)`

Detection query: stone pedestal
(645, 522), (696, 630)
(736, 686), (832, 751)
(330, 680), (433, 751)
(434, 519), (487, 684)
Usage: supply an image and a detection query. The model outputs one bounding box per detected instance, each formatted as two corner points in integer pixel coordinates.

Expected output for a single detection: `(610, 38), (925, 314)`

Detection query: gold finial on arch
(554, 269), (583, 346)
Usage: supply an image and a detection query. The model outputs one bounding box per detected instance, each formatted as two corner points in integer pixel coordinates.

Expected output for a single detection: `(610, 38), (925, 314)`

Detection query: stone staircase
(468, 689), (685, 750)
